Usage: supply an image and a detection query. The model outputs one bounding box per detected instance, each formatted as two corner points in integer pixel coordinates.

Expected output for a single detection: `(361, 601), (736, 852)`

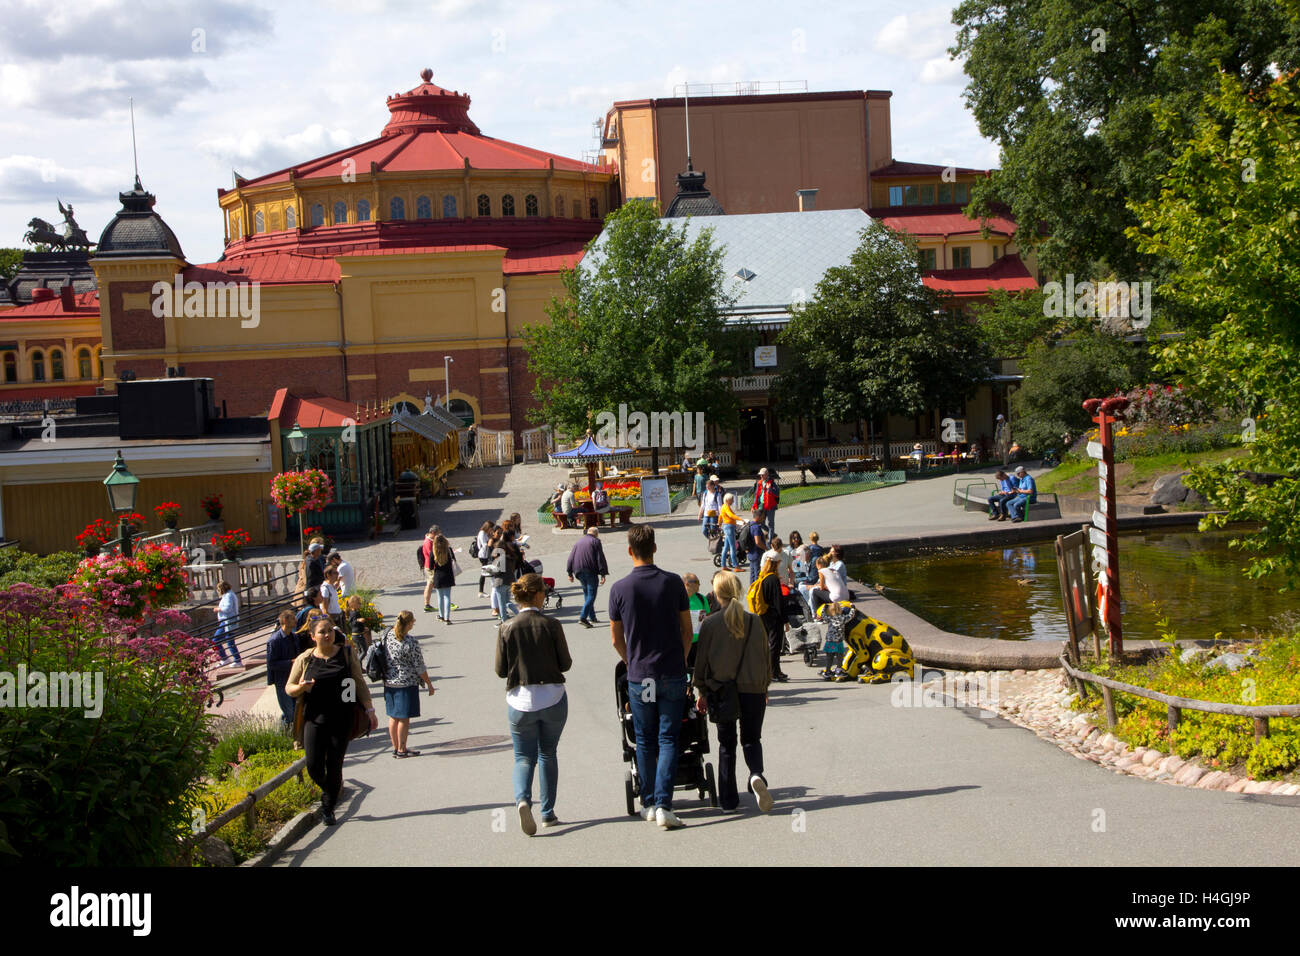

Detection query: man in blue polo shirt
(1008, 466), (1037, 522)
(609, 524), (693, 830)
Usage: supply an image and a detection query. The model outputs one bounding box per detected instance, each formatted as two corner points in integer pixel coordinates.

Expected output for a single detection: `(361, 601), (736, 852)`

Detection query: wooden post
(1101, 685), (1116, 728)
(1254, 717), (1270, 743)
(1167, 704), (1180, 732)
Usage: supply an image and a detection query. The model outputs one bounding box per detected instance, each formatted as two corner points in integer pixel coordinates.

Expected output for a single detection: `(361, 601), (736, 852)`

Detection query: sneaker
(321, 807), (336, 827)
(517, 801), (536, 836)
(541, 815), (561, 828)
(656, 807), (685, 829)
(987, 512), (999, 520)
(642, 806), (657, 823)
(580, 620), (593, 629)
(750, 774), (773, 813)
(450, 603), (459, 611)
(424, 605), (435, 612)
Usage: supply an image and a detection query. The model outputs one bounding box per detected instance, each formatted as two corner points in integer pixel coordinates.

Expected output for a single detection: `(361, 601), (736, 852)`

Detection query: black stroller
(615, 660), (718, 815)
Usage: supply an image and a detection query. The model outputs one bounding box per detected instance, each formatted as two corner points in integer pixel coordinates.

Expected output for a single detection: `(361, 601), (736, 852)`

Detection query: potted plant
(154, 501), (182, 530)
(270, 469), (335, 552)
(211, 528), (251, 561)
(200, 493), (224, 522)
(76, 518), (115, 557)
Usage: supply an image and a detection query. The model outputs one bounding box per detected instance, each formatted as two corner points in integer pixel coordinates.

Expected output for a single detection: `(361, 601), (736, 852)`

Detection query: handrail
(1059, 653), (1300, 742)
(180, 756), (307, 854)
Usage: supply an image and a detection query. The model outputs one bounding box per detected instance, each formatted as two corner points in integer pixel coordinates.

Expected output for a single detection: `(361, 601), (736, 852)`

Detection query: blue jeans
(988, 492), (1014, 517)
(748, 551), (762, 585)
(437, 587), (452, 619)
(625, 674), (689, 810)
(721, 524), (738, 567)
(273, 680), (295, 726)
(492, 584), (514, 621)
(701, 515), (717, 538)
(575, 570), (599, 623)
(213, 622), (241, 665)
(1008, 494), (1029, 520)
(507, 693), (568, 818)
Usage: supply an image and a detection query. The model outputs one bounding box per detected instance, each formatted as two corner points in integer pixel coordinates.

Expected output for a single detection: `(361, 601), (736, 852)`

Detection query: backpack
(747, 573), (771, 616)
(416, 543), (427, 572)
(363, 627), (391, 682)
(469, 538), (480, 559)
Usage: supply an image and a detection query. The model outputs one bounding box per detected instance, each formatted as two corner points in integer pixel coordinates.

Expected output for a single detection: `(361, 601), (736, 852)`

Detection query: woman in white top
(762, 536), (795, 588)
(214, 581), (243, 666)
(805, 555), (849, 613)
(476, 521), (494, 598)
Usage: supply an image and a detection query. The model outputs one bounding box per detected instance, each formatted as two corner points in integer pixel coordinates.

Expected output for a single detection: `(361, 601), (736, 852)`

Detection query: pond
(858, 530), (1299, 643)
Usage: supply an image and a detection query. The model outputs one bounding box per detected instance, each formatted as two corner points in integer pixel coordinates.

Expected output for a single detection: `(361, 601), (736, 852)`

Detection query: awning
(392, 413), (452, 443)
(548, 434), (634, 466)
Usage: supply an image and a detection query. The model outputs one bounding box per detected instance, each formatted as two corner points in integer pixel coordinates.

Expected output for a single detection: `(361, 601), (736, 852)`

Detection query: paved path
(266, 466), (1299, 866)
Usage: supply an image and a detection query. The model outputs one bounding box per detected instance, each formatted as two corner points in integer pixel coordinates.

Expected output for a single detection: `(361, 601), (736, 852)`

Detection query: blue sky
(0, 0), (1000, 264)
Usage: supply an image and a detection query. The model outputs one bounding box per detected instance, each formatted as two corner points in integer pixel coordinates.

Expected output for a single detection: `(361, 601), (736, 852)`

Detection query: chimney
(31, 288), (55, 302)
(796, 189), (818, 211)
(59, 285), (76, 311)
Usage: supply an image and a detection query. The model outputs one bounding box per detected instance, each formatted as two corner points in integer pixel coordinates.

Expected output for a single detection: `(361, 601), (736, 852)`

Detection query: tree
(1131, 71), (1300, 587)
(0, 248), (22, 284)
(524, 200), (749, 471)
(774, 222), (992, 455)
(950, 0), (1300, 278)
(971, 288), (1055, 358)
(1010, 322), (1151, 454)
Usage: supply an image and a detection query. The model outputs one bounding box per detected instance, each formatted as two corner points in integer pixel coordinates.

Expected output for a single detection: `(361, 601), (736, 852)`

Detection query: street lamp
(103, 450), (140, 559)
(285, 422), (307, 471)
(443, 355), (453, 407)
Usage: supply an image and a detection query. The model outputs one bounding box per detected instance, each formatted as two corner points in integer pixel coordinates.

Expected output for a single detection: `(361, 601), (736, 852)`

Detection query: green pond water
(858, 531), (1299, 643)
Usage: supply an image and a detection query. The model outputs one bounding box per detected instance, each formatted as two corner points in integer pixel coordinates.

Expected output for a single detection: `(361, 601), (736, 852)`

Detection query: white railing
(731, 374), (777, 391)
(474, 427), (514, 467)
(183, 557), (301, 604)
(521, 425), (554, 462)
(806, 441), (938, 461)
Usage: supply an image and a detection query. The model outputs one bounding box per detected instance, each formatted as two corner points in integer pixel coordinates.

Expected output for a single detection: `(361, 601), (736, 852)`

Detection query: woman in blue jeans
(494, 573), (572, 835)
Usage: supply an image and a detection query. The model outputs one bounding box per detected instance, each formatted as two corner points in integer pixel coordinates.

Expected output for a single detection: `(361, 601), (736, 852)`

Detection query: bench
(952, 478), (1061, 520)
(553, 505), (633, 529)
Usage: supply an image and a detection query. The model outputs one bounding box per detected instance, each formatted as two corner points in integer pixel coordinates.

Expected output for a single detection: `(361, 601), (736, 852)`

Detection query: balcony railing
(730, 374), (776, 391)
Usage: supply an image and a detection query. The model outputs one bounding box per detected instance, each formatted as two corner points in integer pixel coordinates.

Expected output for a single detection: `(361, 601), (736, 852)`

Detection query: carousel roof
(549, 433), (633, 464)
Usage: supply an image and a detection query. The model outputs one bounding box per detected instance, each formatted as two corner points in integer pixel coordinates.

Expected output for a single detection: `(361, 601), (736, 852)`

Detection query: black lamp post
(103, 450), (140, 559)
(284, 422), (309, 553)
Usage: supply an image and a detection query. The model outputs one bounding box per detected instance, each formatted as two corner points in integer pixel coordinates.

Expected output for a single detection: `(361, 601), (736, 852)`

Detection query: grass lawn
(770, 481), (893, 507)
(1038, 447), (1244, 497)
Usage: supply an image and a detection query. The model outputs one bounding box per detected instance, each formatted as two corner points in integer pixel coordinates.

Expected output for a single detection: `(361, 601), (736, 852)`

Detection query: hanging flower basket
(270, 470), (335, 516)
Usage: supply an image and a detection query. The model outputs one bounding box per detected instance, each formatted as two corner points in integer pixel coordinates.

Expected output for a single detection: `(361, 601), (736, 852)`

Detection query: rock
(1179, 647), (1211, 665)
(1279, 784), (1300, 796)
(1226, 778), (1249, 793)
(1115, 755), (1141, 770)
(199, 836), (236, 867)
(1097, 733), (1117, 750)
(1194, 771), (1228, 790)
(1151, 472), (1191, 506)
(1141, 749), (1163, 766)
(1129, 765), (1155, 778)
(1243, 781), (1273, 794)
(1176, 765), (1207, 786)
(1012, 669), (1026, 677)
(1204, 652), (1252, 674)
(1159, 755), (1185, 774)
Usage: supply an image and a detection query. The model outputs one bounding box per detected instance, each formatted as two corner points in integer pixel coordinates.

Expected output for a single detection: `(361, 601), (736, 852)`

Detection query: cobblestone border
(925, 668), (1300, 796)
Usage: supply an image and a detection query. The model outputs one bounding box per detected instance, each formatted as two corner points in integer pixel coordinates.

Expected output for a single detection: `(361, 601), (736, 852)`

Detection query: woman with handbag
(494, 573), (572, 835)
(487, 529), (518, 622)
(382, 609), (435, 758)
(694, 570), (774, 814)
(285, 618), (378, 826)
(429, 532), (460, 624)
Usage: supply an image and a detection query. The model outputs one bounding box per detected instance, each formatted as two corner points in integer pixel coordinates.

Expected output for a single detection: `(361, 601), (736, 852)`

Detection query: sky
(0, 0), (1001, 265)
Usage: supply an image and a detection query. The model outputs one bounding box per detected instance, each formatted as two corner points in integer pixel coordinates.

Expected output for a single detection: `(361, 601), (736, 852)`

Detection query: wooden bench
(553, 505), (633, 529)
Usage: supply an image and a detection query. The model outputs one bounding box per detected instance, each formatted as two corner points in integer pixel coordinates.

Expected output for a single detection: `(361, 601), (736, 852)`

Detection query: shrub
(0, 588), (213, 865)
(207, 713), (294, 780)
(194, 750), (318, 864)
(0, 549), (80, 589)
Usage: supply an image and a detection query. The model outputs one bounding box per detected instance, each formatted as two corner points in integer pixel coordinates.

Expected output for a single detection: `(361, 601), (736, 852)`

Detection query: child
(682, 572), (710, 670)
(345, 594), (370, 656)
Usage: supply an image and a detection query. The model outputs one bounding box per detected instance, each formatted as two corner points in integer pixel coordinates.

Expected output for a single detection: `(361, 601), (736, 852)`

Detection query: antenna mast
(683, 81), (692, 170)
(129, 97), (140, 186)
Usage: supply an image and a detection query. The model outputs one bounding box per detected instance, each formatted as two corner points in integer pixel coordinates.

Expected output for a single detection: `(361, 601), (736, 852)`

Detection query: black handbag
(704, 616), (756, 724)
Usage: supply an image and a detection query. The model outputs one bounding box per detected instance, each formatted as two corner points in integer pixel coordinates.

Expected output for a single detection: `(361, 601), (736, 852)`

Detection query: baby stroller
(526, 558), (562, 609)
(614, 660), (718, 815)
(705, 526), (724, 568)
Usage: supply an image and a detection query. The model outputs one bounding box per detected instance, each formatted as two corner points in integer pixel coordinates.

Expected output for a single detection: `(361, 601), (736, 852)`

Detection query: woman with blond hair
(286, 617), (377, 825)
(718, 492), (743, 571)
(381, 609), (435, 758)
(427, 532), (459, 624)
(753, 554), (789, 683)
(694, 570), (773, 813)
(494, 573), (572, 834)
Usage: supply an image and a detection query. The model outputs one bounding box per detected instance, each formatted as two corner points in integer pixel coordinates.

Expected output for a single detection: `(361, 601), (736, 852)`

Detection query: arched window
(229, 211), (240, 237)
(285, 205), (297, 229)
(311, 204), (325, 227)
(77, 348), (92, 380)
(254, 210), (265, 233)
(589, 198), (599, 219)
(50, 349), (64, 381)
(477, 194), (491, 216)
(447, 398), (475, 426)
(333, 201), (347, 224)
(524, 194), (539, 217)
(417, 196), (432, 219)
(3, 352), (16, 384)
(501, 195), (515, 217)
(357, 200), (371, 222)
(442, 195), (457, 218)
(389, 197), (405, 220)
(555, 195), (565, 218)
(30, 350), (45, 382)
(572, 202), (580, 218)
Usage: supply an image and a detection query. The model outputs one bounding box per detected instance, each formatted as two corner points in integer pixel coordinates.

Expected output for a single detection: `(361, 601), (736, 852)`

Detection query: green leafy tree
(950, 0), (1300, 278)
(0, 248), (22, 284)
(774, 222), (992, 454)
(524, 200), (749, 470)
(1131, 71), (1300, 587)
(1011, 323), (1151, 453)
(972, 288), (1056, 358)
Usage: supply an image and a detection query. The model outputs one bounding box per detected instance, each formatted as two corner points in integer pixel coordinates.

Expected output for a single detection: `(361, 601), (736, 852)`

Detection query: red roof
(185, 253), (341, 285)
(871, 160), (989, 178)
(0, 289), (100, 321)
(227, 71), (606, 192)
(268, 388), (388, 429)
(877, 207), (1018, 237)
(923, 254), (1038, 297)
(503, 241), (587, 275)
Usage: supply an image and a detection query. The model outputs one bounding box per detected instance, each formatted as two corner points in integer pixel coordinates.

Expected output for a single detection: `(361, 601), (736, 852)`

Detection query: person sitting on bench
(987, 469), (1017, 521)
(1007, 466), (1037, 522)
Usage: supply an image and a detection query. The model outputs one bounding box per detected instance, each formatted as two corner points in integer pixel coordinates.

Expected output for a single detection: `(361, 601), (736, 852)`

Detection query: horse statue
(24, 217), (66, 249)
(23, 202), (93, 250)
(57, 200), (93, 249)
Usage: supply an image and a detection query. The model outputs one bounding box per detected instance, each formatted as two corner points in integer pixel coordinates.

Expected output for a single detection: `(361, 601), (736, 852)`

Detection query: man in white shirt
(320, 568), (344, 624)
(329, 552), (356, 595)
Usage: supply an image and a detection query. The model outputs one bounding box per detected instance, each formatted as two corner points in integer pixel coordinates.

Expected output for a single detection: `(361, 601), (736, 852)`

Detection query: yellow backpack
(747, 572), (772, 616)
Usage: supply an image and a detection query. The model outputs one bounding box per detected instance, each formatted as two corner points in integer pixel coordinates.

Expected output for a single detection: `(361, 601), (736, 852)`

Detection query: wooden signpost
(1083, 395), (1129, 657)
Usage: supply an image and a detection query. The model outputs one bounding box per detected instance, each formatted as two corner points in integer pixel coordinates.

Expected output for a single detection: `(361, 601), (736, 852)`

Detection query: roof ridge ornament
(420, 67), (433, 82)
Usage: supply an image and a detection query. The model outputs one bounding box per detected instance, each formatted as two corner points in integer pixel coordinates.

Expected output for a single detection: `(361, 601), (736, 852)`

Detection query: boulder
(199, 836), (236, 867)
(1179, 647), (1211, 665)
(1151, 473), (1190, 506)
(1204, 652), (1252, 674)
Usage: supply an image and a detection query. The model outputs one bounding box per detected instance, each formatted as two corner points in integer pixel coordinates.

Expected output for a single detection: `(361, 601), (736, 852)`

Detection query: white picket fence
(805, 441), (938, 461)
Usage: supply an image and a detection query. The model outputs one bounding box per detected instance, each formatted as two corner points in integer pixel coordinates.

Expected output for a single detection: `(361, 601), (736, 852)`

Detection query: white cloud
(0, 154), (122, 203)
(872, 7), (956, 62)
(920, 55), (963, 85)
(197, 124), (359, 177)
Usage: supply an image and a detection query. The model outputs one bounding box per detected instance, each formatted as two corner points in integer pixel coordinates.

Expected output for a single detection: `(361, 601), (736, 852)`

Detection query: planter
(205, 512), (223, 523)
(222, 550), (241, 562)
(164, 519), (179, 530)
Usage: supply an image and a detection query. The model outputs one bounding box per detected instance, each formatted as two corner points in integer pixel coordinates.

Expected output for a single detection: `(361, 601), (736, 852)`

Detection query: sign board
(1055, 528), (1094, 661)
(1092, 510), (1109, 531)
(754, 345), (778, 368)
(1089, 526), (1108, 550)
(639, 476), (671, 516)
(1092, 544), (1109, 567)
(1086, 441), (1104, 460)
(1098, 461), (1109, 480)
